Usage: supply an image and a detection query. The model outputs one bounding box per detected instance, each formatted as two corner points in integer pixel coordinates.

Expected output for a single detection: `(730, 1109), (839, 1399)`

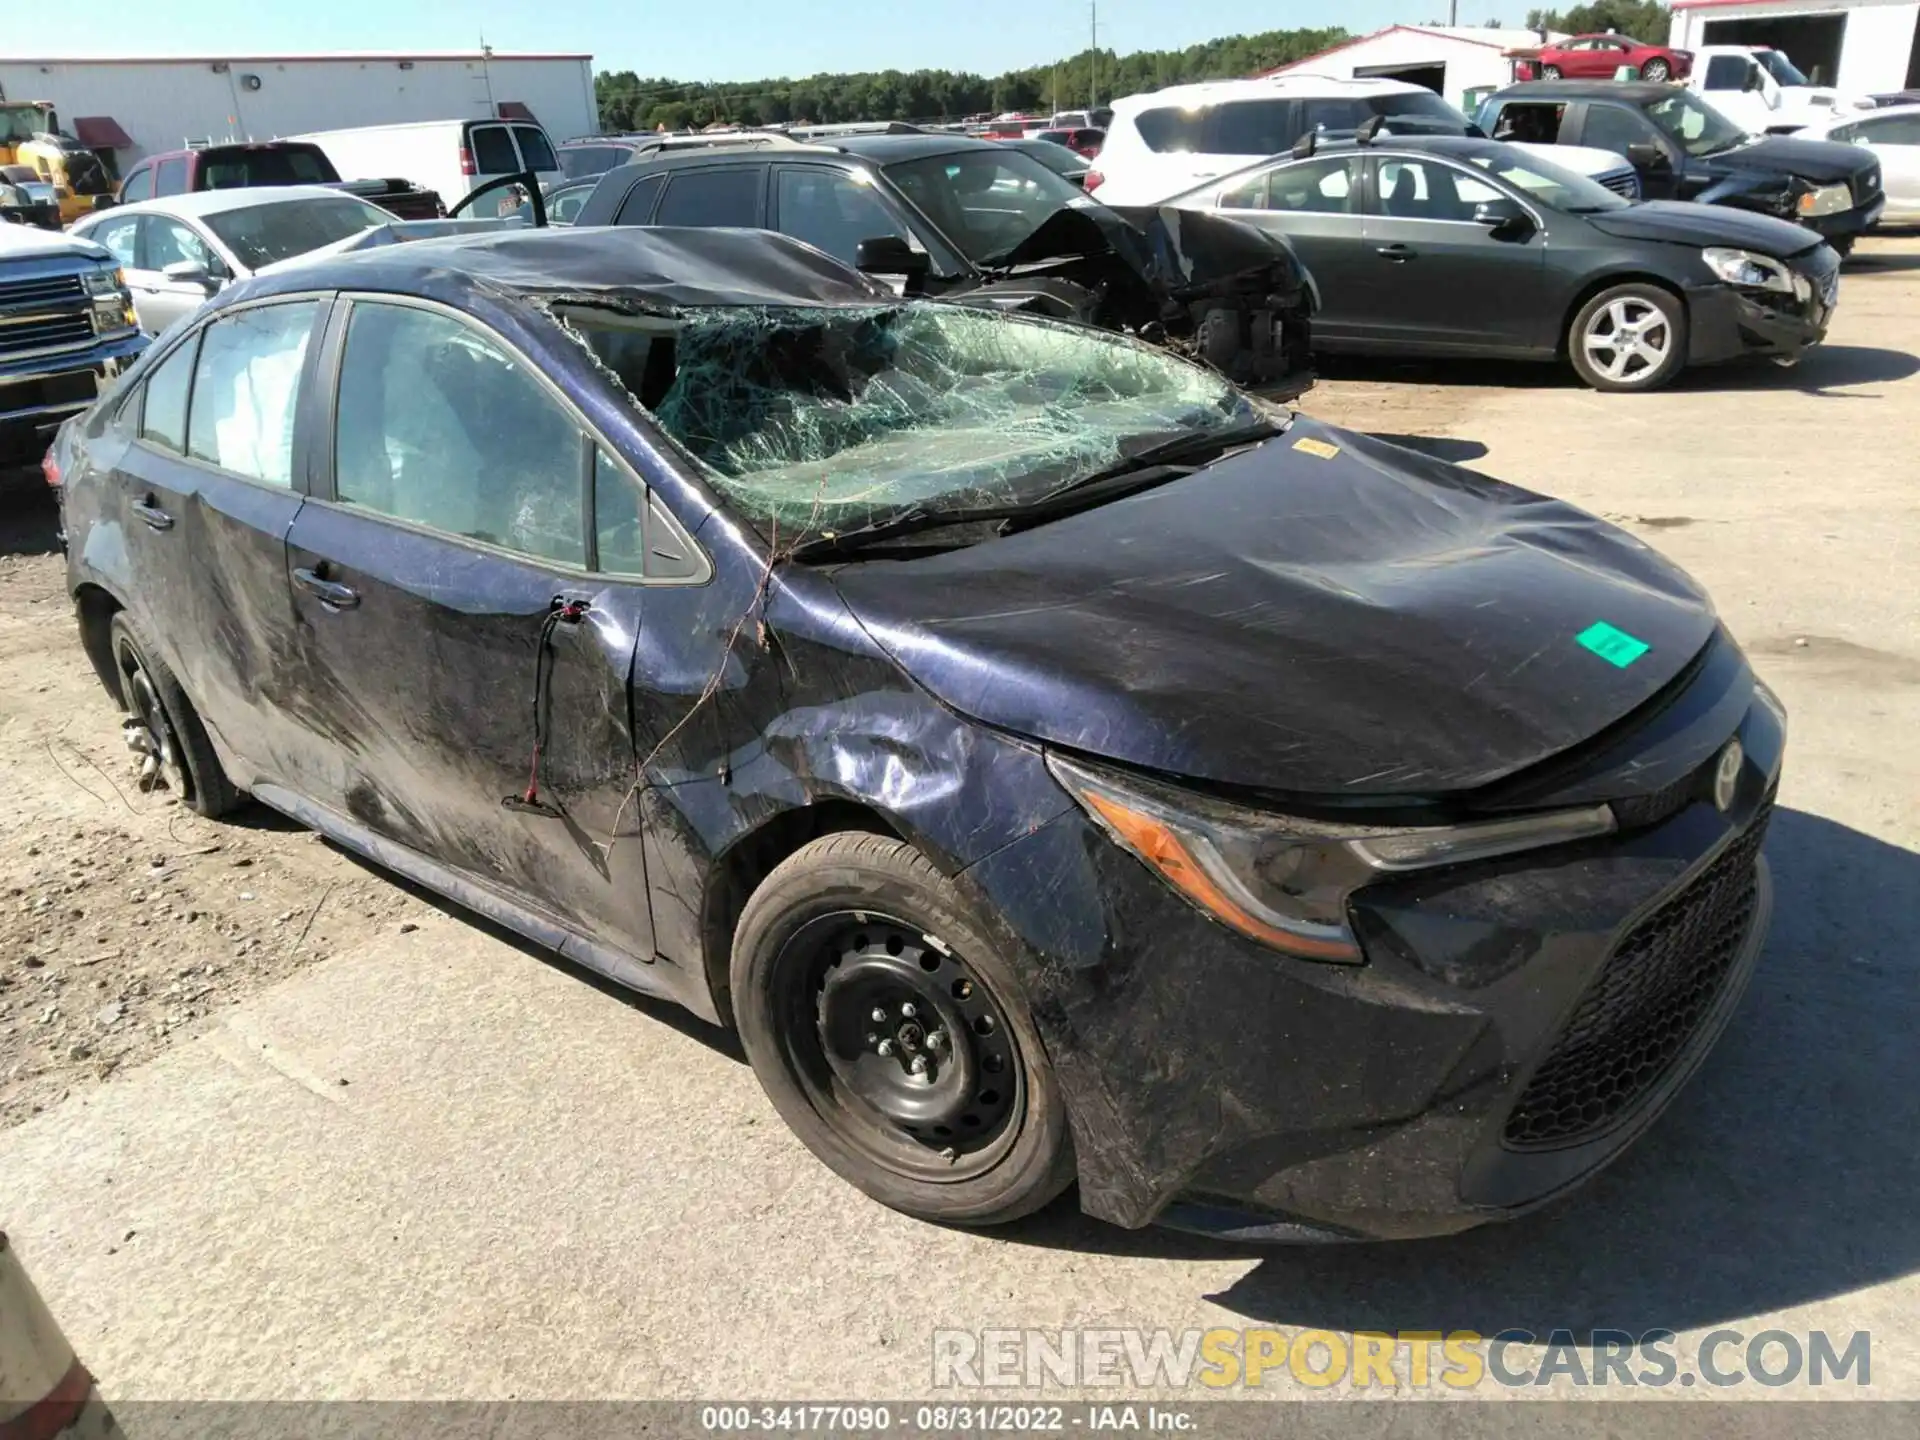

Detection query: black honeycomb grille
(1503, 805), (1771, 1150)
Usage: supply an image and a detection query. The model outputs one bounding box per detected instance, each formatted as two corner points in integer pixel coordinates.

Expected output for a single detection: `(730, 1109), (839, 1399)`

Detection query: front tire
(1541, 64), (1563, 79)
(730, 832), (1076, 1227)
(1568, 284), (1689, 392)
(1642, 58), (1672, 83)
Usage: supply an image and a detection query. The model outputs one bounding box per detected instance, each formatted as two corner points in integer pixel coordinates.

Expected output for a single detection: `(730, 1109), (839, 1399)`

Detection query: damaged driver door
(275, 295), (663, 972)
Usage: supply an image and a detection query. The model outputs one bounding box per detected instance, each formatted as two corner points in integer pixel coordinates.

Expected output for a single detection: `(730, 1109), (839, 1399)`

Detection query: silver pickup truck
(0, 222), (145, 462)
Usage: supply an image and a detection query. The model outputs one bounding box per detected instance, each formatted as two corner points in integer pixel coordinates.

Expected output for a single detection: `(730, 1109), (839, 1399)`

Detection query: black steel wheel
(107, 611), (242, 817)
(731, 832), (1075, 1225)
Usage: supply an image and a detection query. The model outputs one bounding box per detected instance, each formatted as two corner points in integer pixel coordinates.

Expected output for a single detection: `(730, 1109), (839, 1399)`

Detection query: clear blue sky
(32, 1), (1547, 80)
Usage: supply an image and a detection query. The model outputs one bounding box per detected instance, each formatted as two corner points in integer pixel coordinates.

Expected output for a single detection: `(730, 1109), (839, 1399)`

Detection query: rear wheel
(1541, 64), (1563, 79)
(1641, 58), (1672, 82)
(109, 612), (242, 818)
(730, 832), (1075, 1227)
(1568, 284), (1689, 392)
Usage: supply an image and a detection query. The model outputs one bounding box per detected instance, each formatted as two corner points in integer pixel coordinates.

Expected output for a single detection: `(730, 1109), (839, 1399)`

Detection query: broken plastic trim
(1047, 754), (1617, 963)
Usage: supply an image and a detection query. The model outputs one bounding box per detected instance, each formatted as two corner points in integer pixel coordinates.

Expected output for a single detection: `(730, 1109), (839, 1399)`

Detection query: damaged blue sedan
(51, 227), (1783, 1241)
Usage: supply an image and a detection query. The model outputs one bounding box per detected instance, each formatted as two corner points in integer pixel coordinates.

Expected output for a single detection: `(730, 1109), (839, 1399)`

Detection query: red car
(1538, 33), (1693, 83)
(1035, 127), (1105, 159)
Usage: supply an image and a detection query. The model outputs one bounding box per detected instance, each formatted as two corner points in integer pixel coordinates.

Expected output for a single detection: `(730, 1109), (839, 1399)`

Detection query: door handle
(131, 497), (172, 530)
(1376, 243), (1418, 261)
(293, 566), (360, 611)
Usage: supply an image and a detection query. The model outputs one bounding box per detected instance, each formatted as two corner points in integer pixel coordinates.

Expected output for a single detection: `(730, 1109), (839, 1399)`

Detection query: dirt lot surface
(0, 488), (428, 1129)
(0, 239), (1916, 1406)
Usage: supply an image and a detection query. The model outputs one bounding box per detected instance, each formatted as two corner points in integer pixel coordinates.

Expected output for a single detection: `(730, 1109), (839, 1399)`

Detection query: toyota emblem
(1713, 739), (1744, 813)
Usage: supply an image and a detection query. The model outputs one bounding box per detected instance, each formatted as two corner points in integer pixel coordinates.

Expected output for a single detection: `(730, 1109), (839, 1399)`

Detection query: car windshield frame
(1466, 147), (1633, 213)
(1639, 91), (1750, 157)
(560, 300), (1266, 545)
(881, 148), (1094, 268)
(1758, 50), (1811, 87)
(201, 195), (390, 271)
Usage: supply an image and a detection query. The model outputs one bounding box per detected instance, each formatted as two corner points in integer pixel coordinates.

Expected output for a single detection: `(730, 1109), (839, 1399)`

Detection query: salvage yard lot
(0, 238), (1916, 1402)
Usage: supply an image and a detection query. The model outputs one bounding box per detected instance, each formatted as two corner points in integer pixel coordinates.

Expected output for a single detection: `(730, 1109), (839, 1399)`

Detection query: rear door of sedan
(96, 294), (327, 784)
(277, 293), (706, 969)
(1209, 155), (1373, 343)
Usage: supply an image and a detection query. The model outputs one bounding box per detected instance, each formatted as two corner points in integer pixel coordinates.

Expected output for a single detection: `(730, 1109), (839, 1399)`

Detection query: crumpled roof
(251, 225), (897, 310)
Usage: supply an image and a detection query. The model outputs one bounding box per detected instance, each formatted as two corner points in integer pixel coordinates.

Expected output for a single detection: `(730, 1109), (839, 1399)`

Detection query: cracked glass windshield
(566, 302), (1260, 537)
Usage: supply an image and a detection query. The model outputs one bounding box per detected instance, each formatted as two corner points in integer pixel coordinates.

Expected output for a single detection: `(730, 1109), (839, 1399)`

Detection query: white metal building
(0, 52), (598, 172)
(1262, 26), (1560, 113)
(1669, 0), (1920, 93)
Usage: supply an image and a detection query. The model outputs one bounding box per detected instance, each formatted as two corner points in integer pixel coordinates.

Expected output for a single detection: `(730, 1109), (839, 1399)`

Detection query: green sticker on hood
(1577, 621), (1651, 668)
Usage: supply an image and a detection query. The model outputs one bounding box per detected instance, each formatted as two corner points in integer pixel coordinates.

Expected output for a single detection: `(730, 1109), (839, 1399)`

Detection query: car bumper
(0, 331), (147, 441)
(1804, 195), (1884, 241)
(963, 671), (1784, 1241)
(1688, 267), (1836, 366)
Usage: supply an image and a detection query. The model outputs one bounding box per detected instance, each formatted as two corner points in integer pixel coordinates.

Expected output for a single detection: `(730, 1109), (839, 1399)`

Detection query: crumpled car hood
(1709, 134), (1876, 184)
(829, 422), (1718, 797)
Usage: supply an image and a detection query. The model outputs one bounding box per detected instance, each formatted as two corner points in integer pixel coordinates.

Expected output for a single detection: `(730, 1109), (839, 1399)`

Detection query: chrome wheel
(1642, 59), (1671, 82)
(114, 633), (189, 800)
(1583, 297), (1673, 386)
(1542, 65), (1562, 79)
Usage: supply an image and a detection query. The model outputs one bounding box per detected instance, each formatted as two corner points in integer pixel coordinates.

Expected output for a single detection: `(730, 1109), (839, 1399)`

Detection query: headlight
(1047, 754), (1616, 964)
(1798, 182), (1853, 217)
(80, 265), (125, 296)
(91, 296), (135, 333)
(1702, 246), (1795, 293)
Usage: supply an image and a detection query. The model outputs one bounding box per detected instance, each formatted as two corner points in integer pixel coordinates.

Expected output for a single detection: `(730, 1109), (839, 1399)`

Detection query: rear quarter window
(611, 172), (666, 225)
(1134, 106), (1211, 153)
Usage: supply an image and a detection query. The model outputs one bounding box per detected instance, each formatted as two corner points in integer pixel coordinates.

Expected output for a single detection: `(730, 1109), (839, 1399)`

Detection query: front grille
(1597, 170), (1642, 201)
(0, 312), (95, 357)
(0, 273), (85, 308)
(1609, 766), (1703, 833)
(1503, 803), (1771, 1150)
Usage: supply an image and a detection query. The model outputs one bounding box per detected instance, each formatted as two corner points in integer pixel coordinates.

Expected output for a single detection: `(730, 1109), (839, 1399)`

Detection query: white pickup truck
(1688, 46), (1875, 135)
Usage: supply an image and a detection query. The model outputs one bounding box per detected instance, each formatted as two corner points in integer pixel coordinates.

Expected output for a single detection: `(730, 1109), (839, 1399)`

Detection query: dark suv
(571, 132), (1316, 392)
(1478, 82), (1884, 252)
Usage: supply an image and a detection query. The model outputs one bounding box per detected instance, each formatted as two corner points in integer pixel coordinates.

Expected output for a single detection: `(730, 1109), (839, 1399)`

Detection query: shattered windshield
(565, 302), (1259, 538)
(1642, 92), (1750, 157)
(882, 150), (1093, 267)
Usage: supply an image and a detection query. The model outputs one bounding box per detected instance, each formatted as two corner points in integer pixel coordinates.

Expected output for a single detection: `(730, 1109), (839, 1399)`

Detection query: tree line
(593, 26), (1351, 133)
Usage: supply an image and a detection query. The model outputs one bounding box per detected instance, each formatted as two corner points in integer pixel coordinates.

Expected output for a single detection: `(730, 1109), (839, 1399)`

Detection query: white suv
(1092, 75), (1639, 205)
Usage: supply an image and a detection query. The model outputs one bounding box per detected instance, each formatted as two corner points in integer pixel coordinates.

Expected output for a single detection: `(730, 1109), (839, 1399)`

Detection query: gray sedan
(70, 186), (391, 333)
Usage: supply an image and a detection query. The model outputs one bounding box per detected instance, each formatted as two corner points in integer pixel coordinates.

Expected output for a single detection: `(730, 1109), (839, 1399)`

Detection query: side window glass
(1136, 106), (1210, 153)
(1703, 56), (1749, 91)
(155, 158), (187, 196)
(1209, 99), (1297, 156)
(147, 220), (210, 272)
(90, 215), (141, 269)
(140, 334), (198, 453)
(513, 126), (559, 173)
(186, 302), (318, 485)
(776, 168), (908, 266)
(1216, 171), (1268, 209)
(120, 167), (152, 203)
(1490, 103), (1566, 145)
(655, 168), (763, 227)
(593, 449), (704, 580)
(613, 172), (666, 225)
(1376, 159), (1482, 222)
(470, 125), (519, 174)
(1265, 157), (1358, 214)
(1296, 98), (1365, 136)
(334, 303), (585, 567)
(1581, 104), (1660, 155)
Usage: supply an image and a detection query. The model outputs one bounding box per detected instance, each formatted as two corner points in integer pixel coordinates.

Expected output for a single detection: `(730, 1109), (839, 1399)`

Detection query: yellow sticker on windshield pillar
(1293, 437), (1342, 460)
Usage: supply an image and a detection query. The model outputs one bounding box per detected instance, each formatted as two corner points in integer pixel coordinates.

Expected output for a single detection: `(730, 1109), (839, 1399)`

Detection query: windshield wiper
(996, 418), (1284, 534)
(788, 418), (1284, 562)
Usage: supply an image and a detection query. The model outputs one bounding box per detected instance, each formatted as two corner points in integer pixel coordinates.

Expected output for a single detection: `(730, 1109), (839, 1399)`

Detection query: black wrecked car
(570, 132), (1314, 394)
(1479, 82), (1885, 253)
(1164, 136), (1841, 392)
(51, 227), (1783, 1241)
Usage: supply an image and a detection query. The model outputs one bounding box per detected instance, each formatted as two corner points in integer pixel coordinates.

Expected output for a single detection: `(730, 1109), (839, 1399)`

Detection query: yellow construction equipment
(0, 102), (116, 224)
